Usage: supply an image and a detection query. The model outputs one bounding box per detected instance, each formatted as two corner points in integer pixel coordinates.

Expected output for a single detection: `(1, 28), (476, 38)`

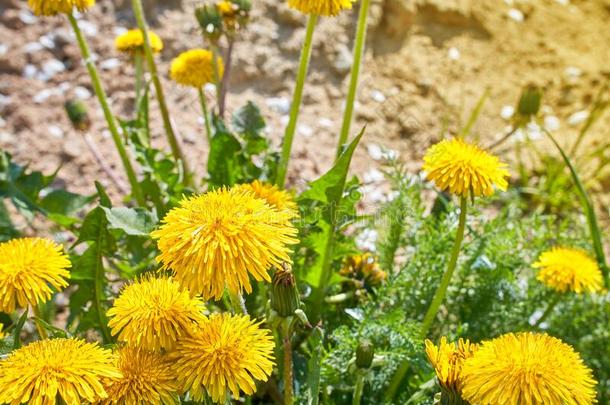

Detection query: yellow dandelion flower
(216, 0), (235, 15)
(423, 138), (509, 198)
(0, 338), (121, 405)
(170, 49), (223, 88)
(0, 237), (71, 313)
(115, 29), (163, 54)
(28, 0), (94, 16)
(101, 346), (179, 405)
(425, 337), (478, 397)
(534, 247), (603, 294)
(340, 253), (387, 286)
(235, 180), (299, 218)
(107, 276), (206, 352)
(0, 324), (5, 340)
(170, 313), (275, 404)
(462, 332), (597, 405)
(151, 188), (298, 300)
(288, 0), (353, 16)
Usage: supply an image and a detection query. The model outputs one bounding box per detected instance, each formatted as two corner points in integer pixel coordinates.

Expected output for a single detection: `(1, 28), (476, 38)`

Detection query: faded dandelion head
(151, 187), (298, 300)
(235, 180), (299, 218)
(534, 247), (603, 294)
(28, 0), (95, 16)
(461, 332), (597, 405)
(101, 346), (179, 405)
(171, 313), (275, 403)
(107, 276), (206, 351)
(170, 49), (222, 88)
(115, 29), (163, 55)
(287, 0), (354, 16)
(0, 338), (120, 405)
(423, 138), (509, 198)
(425, 337), (478, 398)
(0, 237), (71, 313)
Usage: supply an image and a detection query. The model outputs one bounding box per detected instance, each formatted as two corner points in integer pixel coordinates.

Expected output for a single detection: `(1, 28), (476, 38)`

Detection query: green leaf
(41, 189), (92, 226)
(232, 101), (265, 135)
(207, 129), (243, 187)
(101, 207), (158, 236)
(12, 310), (28, 350)
(0, 200), (19, 241)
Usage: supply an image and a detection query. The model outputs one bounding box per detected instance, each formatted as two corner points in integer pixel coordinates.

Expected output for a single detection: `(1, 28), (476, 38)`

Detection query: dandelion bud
(356, 339), (374, 369)
(195, 5), (223, 42)
(516, 85), (542, 120)
(270, 267), (301, 318)
(64, 99), (91, 132)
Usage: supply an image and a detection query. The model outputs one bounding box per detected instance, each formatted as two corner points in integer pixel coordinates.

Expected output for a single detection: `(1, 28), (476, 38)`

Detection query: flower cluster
(115, 29), (164, 55)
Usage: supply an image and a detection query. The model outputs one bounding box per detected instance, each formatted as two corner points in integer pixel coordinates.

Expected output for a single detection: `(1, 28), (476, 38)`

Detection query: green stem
(134, 50), (144, 108)
(67, 13), (145, 206)
(275, 14), (318, 188)
(337, 0), (370, 159)
(219, 38), (234, 119)
(533, 294), (560, 328)
(282, 318), (294, 405)
(131, 0), (191, 186)
(211, 44), (223, 111)
(198, 87), (213, 143)
(32, 304), (48, 340)
(421, 197), (468, 337)
(228, 291), (248, 315)
(352, 371), (365, 405)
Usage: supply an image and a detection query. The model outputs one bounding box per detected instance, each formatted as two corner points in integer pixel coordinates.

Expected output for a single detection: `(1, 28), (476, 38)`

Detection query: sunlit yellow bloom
(171, 313), (275, 403)
(534, 247), (603, 294)
(0, 338), (120, 405)
(28, 0), (94, 16)
(101, 346), (179, 405)
(425, 337), (477, 397)
(288, 0), (353, 16)
(151, 188), (298, 300)
(115, 29), (163, 54)
(170, 49), (223, 88)
(235, 180), (299, 218)
(0, 237), (71, 313)
(340, 253), (386, 286)
(462, 332), (597, 405)
(216, 0), (234, 15)
(0, 324), (5, 339)
(107, 276), (206, 351)
(423, 138), (509, 198)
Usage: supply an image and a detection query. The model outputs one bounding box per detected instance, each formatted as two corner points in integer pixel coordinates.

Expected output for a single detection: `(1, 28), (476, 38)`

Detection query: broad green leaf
(232, 101), (265, 135)
(207, 130), (242, 187)
(41, 189), (92, 226)
(101, 207), (158, 236)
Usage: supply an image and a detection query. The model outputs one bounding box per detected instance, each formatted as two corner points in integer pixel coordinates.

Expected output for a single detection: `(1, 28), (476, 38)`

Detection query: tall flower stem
(352, 371), (365, 405)
(337, 0), (370, 159)
(134, 50), (145, 107)
(282, 318), (294, 405)
(198, 87), (213, 143)
(211, 44), (223, 110)
(218, 38), (234, 118)
(131, 0), (191, 186)
(228, 291), (248, 315)
(275, 14), (318, 188)
(32, 304), (48, 339)
(421, 197), (468, 337)
(67, 13), (145, 206)
(533, 294), (560, 328)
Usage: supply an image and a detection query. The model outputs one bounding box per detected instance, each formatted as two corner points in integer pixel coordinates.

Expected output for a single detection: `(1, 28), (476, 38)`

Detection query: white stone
(370, 89), (386, 103)
(18, 10), (38, 25)
(77, 20), (98, 37)
(356, 229), (378, 252)
(0, 94), (11, 107)
(23, 42), (44, 54)
(100, 58), (121, 70)
(49, 125), (64, 139)
(544, 115), (561, 131)
(266, 97), (291, 115)
(113, 26), (128, 36)
(298, 125), (314, 137)
(34, 88), (62, 103)
(363, 168), (384, 184)
(280, 116), (290, 126)
(0, 44), (7, 57)
(507, 8), (525, 22)
(74, 86), (91, 100)
(0, 117), (5, 128)
(567, 110), (589, 126)
(23, 64), (38, 79)
(41, 59), (66, 79)
(318, 117), (333, 128)
(500, 105), (515, 120)
(555, 0), (569, 5)
(39, 34), (55, 49)
(564, 66), (582, 79)
(448, 47), (461, 60)
(367, 143), (383, 161)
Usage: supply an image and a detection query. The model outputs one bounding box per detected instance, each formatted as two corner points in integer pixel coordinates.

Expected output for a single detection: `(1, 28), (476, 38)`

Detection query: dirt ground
(0, 0), (609, 207)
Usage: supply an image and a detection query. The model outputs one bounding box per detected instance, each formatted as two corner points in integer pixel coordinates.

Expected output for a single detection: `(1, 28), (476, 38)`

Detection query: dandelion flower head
(287, 0), (354, 16)
(170, 49), (223, 88)
(28, 0), (94, 16)
(534, 247), (603, 294)
(115, 29), (163, 54)
(425, 337), (478, 396)
(235, 180), (299, 218)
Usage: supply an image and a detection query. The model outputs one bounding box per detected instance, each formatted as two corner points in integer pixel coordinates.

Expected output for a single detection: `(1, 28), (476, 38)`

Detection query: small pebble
(507, 8), (524, 22)
(544, 115), (561, 131)
(49, 125), (64, 139)
(266, 97), (291, 115)
(41, 59), (66, 80)
(39, 34), (55, 49)
(370, 90), (386, 103)
(73, 86), (91, 100)
(23, 42), (44, 54)
(23, 64), (38, 79)
(367, 143), (383, 161)
(448, 47), (461, 60)
(0, 44), (7, 57)
(100, 58), (121, 70)
(77, 20), (98, 37)
(567, 110), (588, 126)
(318, 118), (333, 128)
(18, 10), (38, 25)
(298, 125), (314, 137)
(501, 105), (515, 120)
(363, 168), (384, 184)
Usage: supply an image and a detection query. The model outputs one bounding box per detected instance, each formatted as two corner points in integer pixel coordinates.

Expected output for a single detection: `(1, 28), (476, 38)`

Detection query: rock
(381, 0), (416, 37)
(23, 42), (44, 54)
(62, 136), (84, 159)
(367, 143), (383, 161)
(567, 110), (588, 126)
(77, 20), (98, 37)
(23, 64), (38, 79)
(18, 9), (37, 25)
(501, 105), (515, 120)
(266, 97), (291, 115)
(49, 125), (64, 139)
(318, 117), (334, 128)
(298, 124), (313, 137)
(73, 86), (92, 100)
(41, 59), (66, 80)
(99, 58), (121, 70)
(447, 47), (461, 60)
(39, 34), (56, 49)
(544, 115), (561, 131)
(332, 44), (352, 75)
(507, 8), (525, 22)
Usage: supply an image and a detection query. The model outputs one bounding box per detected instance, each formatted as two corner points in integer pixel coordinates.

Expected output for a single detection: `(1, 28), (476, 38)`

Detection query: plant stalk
(67, 13), (145, 206)
(421, 197), (468, 337)
(131, 0), (191, 186)
(282, 318), (294, 405)
(533, 294), (560, 328)
(352, 371), (365, 405)
(337, 0), (370, 159)
(228, 291), (248, 315)
(134, 50), (145, 107)
(32, 304), (48, 339)
(219, 38), (234, 118)
(198, 87), (213, 143)
(275, 14), (318, 188)
(211, 44), (223, 110)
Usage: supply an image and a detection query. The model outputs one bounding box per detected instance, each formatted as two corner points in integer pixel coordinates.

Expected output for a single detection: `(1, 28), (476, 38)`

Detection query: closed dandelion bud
(356, 340), (374, 369)
(195, 5), (223, 41)
(516, 85), (542, 119)
(271, 267), (300, 318)
(64, 100), (91, 132)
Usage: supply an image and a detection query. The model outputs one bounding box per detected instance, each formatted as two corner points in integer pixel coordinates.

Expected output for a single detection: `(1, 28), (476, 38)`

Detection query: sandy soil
(0, 0), (608, 206)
